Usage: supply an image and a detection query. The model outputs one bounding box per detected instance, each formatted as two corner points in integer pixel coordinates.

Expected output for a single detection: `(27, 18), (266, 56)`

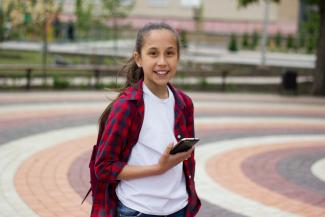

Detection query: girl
(92, 22), (201, 217)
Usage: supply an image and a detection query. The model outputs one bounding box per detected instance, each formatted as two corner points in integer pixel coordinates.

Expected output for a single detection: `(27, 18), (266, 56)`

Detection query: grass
(0, 49), (120, 65)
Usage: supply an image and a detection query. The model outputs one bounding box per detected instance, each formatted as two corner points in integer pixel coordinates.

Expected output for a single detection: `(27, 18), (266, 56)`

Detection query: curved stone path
(1, 91), (325, 217)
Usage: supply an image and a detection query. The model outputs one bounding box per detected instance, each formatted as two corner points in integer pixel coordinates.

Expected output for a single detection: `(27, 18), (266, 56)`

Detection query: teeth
(156, 71), (167, 75)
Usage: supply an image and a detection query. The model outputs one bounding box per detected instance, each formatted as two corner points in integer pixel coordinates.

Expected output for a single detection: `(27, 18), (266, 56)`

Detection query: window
(180, 0), (200, 7)
(148, 0), (168, 7)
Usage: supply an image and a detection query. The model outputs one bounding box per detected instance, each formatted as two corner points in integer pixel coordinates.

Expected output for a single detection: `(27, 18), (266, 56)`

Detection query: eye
(166, 51), (175, 56)
(148, 51), (157, 56)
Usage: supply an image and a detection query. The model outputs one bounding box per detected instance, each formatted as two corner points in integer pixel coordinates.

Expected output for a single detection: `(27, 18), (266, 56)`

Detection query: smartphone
(170, 138), (200, 155)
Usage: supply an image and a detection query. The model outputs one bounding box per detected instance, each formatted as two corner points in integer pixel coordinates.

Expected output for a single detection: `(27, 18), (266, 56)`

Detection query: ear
(133, 52), (142, 67)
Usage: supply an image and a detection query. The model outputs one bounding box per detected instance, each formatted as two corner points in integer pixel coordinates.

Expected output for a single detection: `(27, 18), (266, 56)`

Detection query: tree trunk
(312, 1), (325, 95)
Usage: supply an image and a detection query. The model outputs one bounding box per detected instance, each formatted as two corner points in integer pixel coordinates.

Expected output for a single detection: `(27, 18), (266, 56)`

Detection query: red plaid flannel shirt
(91, 80), (201, 217)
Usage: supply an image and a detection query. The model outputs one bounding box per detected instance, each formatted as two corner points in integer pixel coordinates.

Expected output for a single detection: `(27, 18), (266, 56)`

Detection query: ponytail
(98, 58), (143, 135)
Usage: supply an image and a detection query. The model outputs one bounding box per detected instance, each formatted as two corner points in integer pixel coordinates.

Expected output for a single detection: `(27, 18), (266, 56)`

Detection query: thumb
(163, 143), (174, 155)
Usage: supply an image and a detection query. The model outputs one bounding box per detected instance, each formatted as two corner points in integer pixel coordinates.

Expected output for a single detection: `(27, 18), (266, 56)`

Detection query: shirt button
(189, 175), (192, 179)
(177, 134), (181, 139)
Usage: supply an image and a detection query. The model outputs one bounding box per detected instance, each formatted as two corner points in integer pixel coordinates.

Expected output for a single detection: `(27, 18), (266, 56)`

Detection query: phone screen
(170, 138), (199, 155)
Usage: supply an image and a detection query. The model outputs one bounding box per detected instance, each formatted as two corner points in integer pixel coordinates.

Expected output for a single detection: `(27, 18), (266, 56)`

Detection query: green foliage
(286, 35), (295, 50)
(53, 75), (70, 89)
(0, 8), (4, 41)
(198, 77), (209, 90)
(238, 0), (280, 7)
(180, 30), (188, 48)
(251, 31), (260, 49)
(300, 7), (320, 53)
(241, 33), (249, 49)
(228, 33), (239, 52)
(75, 0), (94, 38)
(101, 0), (134, 18)
(274, 31), (283, 48)
(306, 35), (317, 53)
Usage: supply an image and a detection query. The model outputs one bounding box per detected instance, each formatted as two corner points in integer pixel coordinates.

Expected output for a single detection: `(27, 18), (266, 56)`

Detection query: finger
(163, 143), (174, 155)
(186, 146), (195, 154)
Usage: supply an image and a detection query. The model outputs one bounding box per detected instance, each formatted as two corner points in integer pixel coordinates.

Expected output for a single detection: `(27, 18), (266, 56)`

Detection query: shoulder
(172, 85), (194, 109)
(110, 96), (134, 117)
(110, 86), (141, 114)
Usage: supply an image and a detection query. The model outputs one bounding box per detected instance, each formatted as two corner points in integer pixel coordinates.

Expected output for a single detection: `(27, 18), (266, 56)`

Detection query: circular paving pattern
(1, 91), (325, 217)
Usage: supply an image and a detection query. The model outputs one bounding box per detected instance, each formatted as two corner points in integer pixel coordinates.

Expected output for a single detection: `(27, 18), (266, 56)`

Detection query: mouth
(154, 70), (169, 76)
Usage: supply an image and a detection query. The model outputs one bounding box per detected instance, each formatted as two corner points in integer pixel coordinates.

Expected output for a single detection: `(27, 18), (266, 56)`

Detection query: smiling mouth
(154, 70), (169, 75)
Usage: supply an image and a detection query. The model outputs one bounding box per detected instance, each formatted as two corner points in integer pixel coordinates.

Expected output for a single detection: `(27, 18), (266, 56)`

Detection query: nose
(157, 55), (167, 66)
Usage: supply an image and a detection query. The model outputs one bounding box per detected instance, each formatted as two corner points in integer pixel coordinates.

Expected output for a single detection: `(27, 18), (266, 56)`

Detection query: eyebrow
(147, 46), (176, 50)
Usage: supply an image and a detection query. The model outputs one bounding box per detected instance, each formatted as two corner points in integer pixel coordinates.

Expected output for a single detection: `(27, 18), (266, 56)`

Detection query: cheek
(171, 58), (179, 68)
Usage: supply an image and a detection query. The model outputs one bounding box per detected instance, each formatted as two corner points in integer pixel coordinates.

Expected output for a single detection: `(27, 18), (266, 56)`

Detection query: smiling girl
(91, 22), (201, 217)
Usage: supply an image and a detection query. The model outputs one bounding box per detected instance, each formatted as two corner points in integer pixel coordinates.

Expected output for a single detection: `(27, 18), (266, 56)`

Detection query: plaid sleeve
(186, 99), (195, 138)
(183, 94), (197, 177)
(94, 98), (132, 182)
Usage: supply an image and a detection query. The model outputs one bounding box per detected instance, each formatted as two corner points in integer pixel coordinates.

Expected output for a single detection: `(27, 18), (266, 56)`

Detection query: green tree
(0, 8), (4, 41)
(239, 0), (325, 95)
(301, 9), (319, 53)
(101, 0), (134, 53)
(75, 0), (93, 39)
(8, 0), (62, 85)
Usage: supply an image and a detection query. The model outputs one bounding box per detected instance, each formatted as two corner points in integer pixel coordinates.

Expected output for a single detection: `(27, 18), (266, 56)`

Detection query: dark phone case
(170, 138), (199, 155)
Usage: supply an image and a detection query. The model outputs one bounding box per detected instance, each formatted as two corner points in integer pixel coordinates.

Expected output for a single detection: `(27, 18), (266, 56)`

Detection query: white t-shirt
(116, 84), (188, 215)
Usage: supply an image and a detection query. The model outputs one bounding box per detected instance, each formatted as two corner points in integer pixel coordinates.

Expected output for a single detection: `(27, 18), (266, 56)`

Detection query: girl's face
(134, 29), (179, 92)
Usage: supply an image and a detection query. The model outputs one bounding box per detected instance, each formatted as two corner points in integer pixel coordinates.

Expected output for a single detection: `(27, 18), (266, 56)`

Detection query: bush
(228, 33), (238, 52)
(274, 31), (283, 48)
(241, 33), (249, 49)
(180, 30), (188, 48)
(53, 75), (70, 89)
(251, 31), (260, 49)
(286, 35), (295, 50)
(306, 36), (316, 53)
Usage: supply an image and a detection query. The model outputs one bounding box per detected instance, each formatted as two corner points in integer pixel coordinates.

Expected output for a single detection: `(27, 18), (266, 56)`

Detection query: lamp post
(192, 0), (202, 53)
(260, 0), (270, 67)
(0, 0), (3, 41)
(41, 0), (48, 86)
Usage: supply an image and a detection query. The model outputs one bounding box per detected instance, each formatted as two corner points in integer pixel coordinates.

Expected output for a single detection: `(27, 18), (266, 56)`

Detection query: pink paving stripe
(0, 93), (116, 104)
(242, 146), (325, 208)
(206, 140), (325, 216)
(69, 151), (93, 204)
(196, 107), (325, 117)
(14, 135), (95, 217)
(196, 122), (325, 131)
(1, 108), (101, 121)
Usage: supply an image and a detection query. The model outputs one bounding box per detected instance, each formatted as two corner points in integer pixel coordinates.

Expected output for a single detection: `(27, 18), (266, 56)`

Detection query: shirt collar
(123, 80), (186, 110)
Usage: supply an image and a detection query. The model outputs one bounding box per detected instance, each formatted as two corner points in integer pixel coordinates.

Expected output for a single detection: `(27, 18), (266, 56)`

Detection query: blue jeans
(117, 201), (186, 217)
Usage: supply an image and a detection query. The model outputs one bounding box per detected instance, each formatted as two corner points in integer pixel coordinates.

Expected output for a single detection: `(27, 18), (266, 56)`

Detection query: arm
(94, 99), (132, 182)
(117, 144), (194, 180)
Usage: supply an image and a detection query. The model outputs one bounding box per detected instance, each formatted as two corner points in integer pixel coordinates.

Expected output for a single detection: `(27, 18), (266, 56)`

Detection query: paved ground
(1, 90), (325, 217)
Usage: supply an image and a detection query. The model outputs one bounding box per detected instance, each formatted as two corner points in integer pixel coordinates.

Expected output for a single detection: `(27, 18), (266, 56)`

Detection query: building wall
(130, 0), (298, 22)
(127, 0), (299, 34)
(60, 0), (299, 35)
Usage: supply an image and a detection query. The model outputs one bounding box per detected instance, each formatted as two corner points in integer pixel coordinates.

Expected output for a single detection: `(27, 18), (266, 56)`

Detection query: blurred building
(59, 0), (299, 35)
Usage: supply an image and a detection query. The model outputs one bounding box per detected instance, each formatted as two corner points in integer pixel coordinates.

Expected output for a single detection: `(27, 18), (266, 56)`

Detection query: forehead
(142, 29), (177, 49)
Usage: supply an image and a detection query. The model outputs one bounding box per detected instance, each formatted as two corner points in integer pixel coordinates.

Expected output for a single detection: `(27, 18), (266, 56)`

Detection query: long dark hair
(98, 22), (181, 134)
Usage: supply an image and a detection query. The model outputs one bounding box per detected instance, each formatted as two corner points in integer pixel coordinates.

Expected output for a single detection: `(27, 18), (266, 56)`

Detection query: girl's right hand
(156, 143), (194, 175)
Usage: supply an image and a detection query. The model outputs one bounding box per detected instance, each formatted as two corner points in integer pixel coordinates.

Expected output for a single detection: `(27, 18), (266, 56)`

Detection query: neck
(144, 82), (169, 99)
